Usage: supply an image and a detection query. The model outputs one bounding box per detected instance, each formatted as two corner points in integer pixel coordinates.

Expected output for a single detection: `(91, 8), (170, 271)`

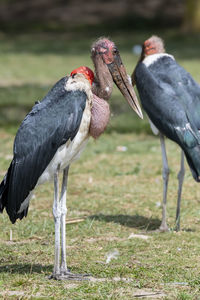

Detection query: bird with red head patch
(132, 35), (200, 232)
(71, 66), (94, 85)
(0, 37), (142, 281)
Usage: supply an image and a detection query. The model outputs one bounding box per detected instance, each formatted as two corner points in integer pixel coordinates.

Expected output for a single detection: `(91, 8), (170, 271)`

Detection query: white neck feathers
(143, 53), (175, 67)
(65, 74), (92, 96)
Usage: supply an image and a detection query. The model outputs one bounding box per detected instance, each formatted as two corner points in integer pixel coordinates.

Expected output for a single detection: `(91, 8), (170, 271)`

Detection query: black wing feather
(135, 59), (200, 181)
(148, 56), (200, 130)
(0, 77), (87, 223)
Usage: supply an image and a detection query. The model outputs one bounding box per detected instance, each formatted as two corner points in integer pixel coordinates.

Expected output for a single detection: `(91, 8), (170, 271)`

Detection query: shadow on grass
(89, 214), (161, 231)
(0, 263), (52, 274)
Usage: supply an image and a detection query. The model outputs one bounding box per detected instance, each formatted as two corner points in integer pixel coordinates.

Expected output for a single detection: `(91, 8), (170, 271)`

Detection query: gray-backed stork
(132, 35), (200, 231)
(0, 38), (143, 280)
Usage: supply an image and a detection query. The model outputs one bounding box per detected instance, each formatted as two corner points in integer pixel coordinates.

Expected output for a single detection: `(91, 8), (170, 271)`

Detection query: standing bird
(132, 35), (200, 231)
(0, 38), (142, 280)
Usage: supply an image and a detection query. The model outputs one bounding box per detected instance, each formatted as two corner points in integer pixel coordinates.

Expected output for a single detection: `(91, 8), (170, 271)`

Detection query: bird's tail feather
(184, 145), (200, 182)
(0, 163), (12, 212)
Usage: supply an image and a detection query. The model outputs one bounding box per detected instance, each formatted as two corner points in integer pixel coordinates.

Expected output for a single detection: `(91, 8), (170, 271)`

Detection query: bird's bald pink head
(70, 66), (94, 86)
(91, 38), (116, 64)
(143, 36), (165, 56)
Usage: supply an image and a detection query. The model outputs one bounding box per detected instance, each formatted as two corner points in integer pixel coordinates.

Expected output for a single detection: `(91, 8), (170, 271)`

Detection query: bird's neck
(89, 94), (110, 139)
(91, 54), (113, 101)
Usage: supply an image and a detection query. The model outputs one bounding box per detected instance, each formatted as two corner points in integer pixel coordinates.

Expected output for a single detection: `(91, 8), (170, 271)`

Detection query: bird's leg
(159, 133), (170, 232)
(51, 167), (61, 279)
(174, 150), (185, 231)
(60, 166), (69, 275)
(54, 166), (90, 281)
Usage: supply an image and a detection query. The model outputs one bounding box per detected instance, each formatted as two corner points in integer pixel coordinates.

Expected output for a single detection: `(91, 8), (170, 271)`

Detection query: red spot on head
(92, 38), (115, 52)
(91, 38), (116, 64)
(143, 36), (165, 56)
(70, 66), (94, 85)
(100, 39), (115, 52)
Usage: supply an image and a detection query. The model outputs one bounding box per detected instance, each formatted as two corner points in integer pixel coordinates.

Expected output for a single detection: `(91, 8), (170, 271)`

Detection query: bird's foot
(174, 224), (180, 232)
(49, 270), (91, 281)
(158, 223), (169, 232)
(174, 218), (180, 232)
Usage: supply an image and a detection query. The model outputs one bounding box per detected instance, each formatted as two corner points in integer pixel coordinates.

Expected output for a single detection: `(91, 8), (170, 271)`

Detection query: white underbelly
(38, 105), (91, 184)
(147, 116), (159, 135)
(38, 135), (89, 184)
(18, 134), (89, 214)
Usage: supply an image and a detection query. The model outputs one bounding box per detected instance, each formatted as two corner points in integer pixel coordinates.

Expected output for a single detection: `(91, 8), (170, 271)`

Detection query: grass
(0, 28), (200, 299)
(1, 131), (200, 299)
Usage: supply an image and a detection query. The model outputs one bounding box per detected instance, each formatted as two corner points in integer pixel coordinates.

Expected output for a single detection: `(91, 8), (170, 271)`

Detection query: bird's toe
(49, 270), (91, 281)
(158, 224), (170, 232)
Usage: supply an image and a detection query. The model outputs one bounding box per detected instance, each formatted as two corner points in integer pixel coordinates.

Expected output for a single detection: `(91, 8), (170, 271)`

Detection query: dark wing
(148, 55), (200, 130)
(135, 61), (200, 181)
(135, 61), (188, 142)
(3, 77), (87, 223)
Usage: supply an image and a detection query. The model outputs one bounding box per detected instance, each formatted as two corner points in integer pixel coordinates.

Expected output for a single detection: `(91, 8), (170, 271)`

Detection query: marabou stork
(132, 35), (200, 231)
(0, 38), (143, 280)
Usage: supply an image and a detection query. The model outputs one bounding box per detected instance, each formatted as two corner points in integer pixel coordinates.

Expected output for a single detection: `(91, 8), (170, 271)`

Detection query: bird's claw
(158, 223), (170, 232)
(49, 270), (91, 281)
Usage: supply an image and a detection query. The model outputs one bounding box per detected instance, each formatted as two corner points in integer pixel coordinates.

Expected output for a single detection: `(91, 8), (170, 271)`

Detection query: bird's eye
(113, 48), (118, 54)
(71, 73), (76, 78)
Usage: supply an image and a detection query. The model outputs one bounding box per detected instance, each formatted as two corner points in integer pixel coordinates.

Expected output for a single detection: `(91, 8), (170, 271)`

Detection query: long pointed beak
(107, 56), (143, 119)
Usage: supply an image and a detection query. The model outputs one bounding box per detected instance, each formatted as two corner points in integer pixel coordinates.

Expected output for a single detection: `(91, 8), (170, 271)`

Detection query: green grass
(0, 29), (200, 299)
(1, 131), (200, 299)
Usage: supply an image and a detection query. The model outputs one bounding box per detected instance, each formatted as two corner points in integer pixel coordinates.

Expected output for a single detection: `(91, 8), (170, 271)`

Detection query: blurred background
(0, 0), (200, 134)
